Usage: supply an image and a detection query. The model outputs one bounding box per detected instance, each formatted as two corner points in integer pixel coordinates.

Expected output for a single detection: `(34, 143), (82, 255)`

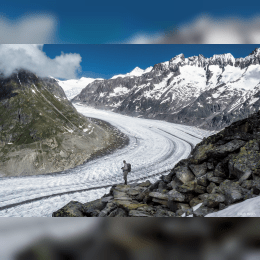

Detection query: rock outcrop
(53, 109), (260, 217)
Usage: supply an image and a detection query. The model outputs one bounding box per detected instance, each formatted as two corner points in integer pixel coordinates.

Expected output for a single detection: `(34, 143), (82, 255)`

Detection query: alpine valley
(72, 48), (260, 131)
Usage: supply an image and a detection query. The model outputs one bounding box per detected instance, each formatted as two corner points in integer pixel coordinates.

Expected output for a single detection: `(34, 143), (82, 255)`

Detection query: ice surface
(0, 104), (211, 217)
(206, 196), (260, 217)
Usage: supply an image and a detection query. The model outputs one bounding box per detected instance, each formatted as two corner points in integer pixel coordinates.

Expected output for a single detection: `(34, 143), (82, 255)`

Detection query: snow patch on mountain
(57, 77), (103, 100)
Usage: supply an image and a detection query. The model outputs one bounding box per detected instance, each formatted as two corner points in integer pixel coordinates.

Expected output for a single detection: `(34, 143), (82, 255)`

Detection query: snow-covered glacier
(0, 104), (211, 217)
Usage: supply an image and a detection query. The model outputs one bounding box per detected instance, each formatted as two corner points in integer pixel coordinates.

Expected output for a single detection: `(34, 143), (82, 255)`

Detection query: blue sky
(42, 44), (260, 79)
(1, 0), (260, 43)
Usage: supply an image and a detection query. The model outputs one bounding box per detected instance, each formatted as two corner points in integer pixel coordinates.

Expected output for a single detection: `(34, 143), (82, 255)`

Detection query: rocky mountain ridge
(73, 48), (260, 130)
(53, 109), (260, 217)
(0, 70), (127, 177)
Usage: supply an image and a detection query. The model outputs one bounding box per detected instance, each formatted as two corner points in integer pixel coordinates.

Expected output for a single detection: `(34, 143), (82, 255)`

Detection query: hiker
(121, 160), (131, 185)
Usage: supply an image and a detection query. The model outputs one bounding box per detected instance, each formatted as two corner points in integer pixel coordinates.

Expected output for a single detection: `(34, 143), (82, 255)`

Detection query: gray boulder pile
(53, 110), (260, 217)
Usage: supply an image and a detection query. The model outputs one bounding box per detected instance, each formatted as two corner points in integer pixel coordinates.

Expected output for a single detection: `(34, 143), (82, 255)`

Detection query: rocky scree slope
(0, 70), (127, 177)
(73, 48), (260, 131)
(53, 110), (260, 217)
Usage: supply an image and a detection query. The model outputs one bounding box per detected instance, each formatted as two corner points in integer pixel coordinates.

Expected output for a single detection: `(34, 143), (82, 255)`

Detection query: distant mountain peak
(249, 47), (260, 56)
(130, 66), (144, 74)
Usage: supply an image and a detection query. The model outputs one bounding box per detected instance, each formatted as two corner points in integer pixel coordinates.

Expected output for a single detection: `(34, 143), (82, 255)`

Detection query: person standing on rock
(121, 160), (130, 185)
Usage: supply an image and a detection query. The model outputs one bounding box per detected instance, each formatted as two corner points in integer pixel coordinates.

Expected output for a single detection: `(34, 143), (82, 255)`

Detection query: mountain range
(72, 48), (260, 130)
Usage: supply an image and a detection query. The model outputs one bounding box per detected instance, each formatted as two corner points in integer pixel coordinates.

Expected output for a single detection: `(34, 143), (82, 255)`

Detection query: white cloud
(0, 14), (57, 43)
(0, 44), (82, 79)
(125, 14), (260, 44)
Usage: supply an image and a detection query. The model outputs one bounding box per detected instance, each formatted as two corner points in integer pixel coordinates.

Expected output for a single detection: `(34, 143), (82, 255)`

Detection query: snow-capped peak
(111, 66), (152, 79)
(129, 67), (144, 76)
(211, 53), (235, 63)
(170, 53), (185, 63)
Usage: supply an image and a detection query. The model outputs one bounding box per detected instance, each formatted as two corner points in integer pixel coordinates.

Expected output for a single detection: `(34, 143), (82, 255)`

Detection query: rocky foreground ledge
(53, 110), (260, 217)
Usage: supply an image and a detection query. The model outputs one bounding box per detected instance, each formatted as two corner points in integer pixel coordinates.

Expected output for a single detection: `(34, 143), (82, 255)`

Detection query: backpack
(127, 163), (131, 172)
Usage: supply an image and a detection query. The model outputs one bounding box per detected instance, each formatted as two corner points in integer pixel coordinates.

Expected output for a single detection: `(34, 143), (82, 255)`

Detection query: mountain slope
(73, 48), (260, 130)
(0, 70), (127, 177)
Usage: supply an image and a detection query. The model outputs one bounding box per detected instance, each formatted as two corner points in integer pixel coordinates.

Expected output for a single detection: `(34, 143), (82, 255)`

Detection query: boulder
(241, 180), (254, 190)
(113, 184), (131, 192)
(189, 197), (203, 208)
(83, 199), (106, 217)
(128, 210), (153, 217)
(228, 145), (260, 179)
(152, 198), (169, 206)
(207, 182), (217, 194)
(167, 177), (182, 189)
(176, 181), (196, 193)
(204, 194), (226, 208)
(149, 192), (169, 200)
(98, 202), (117, 217)
(207, 172), (224, 184)
(176, 203), (190, 211)
(190, 143), (213, 163)
(214, 162), (227, 178)
(135, 188), (150, 202)
(196, 174), (209, 187)
(101, 196), (113, 203)
(52, 201), (86, 217)
(138, 180), (151, 187)
(219, 180), (243, 205)
(189, 162), (207, 177)
(154, 209), (175, 217)
(193, 206), (215, 217)
(238, 171), (252, 184)
(225, 189), (243, 205)
(252, 180), (260, 195)
(149, 180), (161, 191)
(195, 184), (206, 194)
(211, 186), (222, 194)
(174, 165), (195, 184)
(158, 181), (168, 192)
(126, 186), (146, 197)
(113, 200), (147, 211)
(113, 190), (132, 201)
(219, 203), (226, 211)
(108, 208), (127, 217)
(168, 190), (194, 203)
(207, 140), (246, 159)
(207, 162), (215, 170)
(161, 171), (175, 183)
(168, 189), (186, 202)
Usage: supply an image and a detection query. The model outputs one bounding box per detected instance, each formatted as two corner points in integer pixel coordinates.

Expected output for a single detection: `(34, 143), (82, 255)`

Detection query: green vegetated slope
(0, 70), (126, 177)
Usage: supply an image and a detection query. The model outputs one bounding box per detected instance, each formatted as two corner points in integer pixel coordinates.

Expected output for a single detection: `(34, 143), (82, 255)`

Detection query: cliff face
(0, 70), (127, 177)
(53, 110), (260, 217)
(73, 48), (260, 130)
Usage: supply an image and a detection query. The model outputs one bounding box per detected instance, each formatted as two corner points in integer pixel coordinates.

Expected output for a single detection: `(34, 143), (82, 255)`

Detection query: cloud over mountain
(0, 44), (82, 79)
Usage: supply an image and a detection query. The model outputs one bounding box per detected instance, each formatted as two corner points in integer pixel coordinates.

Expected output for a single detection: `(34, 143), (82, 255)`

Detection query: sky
(1, 0), (260, 43)
(42, 44), (260, 79)
(1, 44), (260, 80)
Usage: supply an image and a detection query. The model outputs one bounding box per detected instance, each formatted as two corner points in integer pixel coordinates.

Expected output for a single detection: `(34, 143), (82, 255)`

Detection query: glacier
(0, 104), (211, 217)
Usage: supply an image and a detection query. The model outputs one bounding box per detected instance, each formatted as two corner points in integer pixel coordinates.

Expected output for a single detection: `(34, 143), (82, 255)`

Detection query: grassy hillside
(0, 71), (127, 177)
